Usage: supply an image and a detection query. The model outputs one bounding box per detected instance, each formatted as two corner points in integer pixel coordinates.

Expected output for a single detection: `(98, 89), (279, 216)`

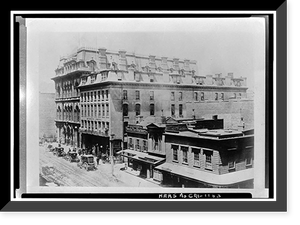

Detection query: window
(94, 104), (97, 117)
(193, 149), (200, 167)
(150, 104), (155, 116)
(98, 91), (100, 101)
(106, 122), (109, 132)
(87, 92), (90, 102)
(172, 145), (179, 161)
(123, 104), (128, 116)
(98, 104), (101, 117)
(135, 90), (140, 100)
(84, 93), (86, 102)
(87, 105), (90, 117)
(102, 104), (105, 117)
(136, 139), (140, 150)
(150, 91), (154, 100)
(239, 93), (242, 98)
(106, 104), (109, 116)
(215, 93), (218, 100)
(204, 150), (213, 170)
(221, 93), (224, 100)
(179, 92), (183, 101)
(129, 138), (133, 148)
(135, 104), (141, 116)
(200, 92), (204, 101)
(181, 146), (188, 164)
(143, 140), (147, 152)
(91, 105), (93, 117)
(171, 104), (175, 117)
(123, 90), (128, 100)
(91, 92), (93, 102)
(134, 73), (140, 82)
(102, 90), (104, 101)
(194, 92), (198, 101)
(228, 161), (236, 170)
(106, 90), (109, 100)
(179, 104), (183, 117)
(246, 158), (252, 167)
(171, 92), (175, 101)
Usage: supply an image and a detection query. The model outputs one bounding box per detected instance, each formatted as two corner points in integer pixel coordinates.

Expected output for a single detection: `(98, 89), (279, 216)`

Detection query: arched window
(135, 104), (141, 116)
(150, 104), (155, 116)
(123, 104), (128, 117)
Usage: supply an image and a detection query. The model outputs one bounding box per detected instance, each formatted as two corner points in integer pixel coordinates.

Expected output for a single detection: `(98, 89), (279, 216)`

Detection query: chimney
(227, 72), (234, 78)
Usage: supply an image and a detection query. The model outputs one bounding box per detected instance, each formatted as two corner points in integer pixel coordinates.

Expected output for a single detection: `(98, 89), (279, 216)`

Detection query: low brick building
(121, 116), (254, 188)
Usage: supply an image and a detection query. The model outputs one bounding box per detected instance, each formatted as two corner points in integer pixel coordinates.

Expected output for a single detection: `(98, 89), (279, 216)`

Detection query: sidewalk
(97, 161), (160, 187)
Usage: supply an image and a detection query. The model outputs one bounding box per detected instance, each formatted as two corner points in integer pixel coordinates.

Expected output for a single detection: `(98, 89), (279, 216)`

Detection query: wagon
(66, 152), (80, 163)
(54, 147), (66, 157)
(77, 155), (97, 171)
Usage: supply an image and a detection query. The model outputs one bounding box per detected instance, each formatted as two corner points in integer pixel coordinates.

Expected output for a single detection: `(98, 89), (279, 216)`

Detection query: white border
(11, 10), (276, 202)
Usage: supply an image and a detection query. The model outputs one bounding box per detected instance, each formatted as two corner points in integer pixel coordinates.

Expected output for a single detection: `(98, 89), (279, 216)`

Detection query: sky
(27, 17), (266, 93)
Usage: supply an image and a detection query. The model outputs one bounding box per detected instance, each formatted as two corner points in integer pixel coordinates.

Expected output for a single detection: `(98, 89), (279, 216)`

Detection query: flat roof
(155, 162), (254, 185)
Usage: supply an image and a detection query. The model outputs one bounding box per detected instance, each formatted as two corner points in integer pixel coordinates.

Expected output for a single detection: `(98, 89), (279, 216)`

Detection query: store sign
(165, 124), (188, 133)
(125, 125), (147, 134)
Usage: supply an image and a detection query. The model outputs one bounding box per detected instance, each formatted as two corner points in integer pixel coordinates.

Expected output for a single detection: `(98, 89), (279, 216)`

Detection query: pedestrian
(96, 153), (100, 165)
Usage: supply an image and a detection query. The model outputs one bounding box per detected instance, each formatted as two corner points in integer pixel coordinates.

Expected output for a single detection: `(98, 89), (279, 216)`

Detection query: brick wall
(186, 99), (254, 129)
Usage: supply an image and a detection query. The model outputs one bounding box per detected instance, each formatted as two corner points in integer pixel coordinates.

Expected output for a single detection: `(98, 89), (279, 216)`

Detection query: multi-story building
(51, 48), (97, 146)
(52, 46), (251, 157)
(75, 47), (250, 155)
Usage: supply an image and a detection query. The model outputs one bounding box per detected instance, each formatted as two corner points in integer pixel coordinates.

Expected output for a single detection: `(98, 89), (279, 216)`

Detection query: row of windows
(171, 145), (252, 171)
(81, 104), (109, 118)
(81, 120), (109, 132)
(123, 103), (155, 116)
(123, 103), (183, 117)
(122, 90), (242, 102)
(81, 90), (109, 102)
(128, 138), (148, 152)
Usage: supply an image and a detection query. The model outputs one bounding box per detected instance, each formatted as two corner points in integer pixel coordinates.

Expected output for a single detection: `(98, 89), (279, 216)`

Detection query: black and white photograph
(22, 16), (268, 196)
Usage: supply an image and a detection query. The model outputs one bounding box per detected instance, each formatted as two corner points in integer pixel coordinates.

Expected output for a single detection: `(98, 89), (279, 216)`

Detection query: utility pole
(110, 134), (115, 176)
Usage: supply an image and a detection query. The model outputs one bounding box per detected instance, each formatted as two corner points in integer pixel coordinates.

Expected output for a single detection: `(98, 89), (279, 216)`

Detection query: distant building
(39, 92), (56, 141)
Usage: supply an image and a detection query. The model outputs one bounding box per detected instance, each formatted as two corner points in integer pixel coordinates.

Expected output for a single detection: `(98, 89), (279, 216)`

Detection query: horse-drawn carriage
(77, 155), (97, 171)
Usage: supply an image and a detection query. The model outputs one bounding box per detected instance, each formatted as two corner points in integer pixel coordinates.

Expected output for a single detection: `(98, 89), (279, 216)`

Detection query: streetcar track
(40, 147), (127, 187)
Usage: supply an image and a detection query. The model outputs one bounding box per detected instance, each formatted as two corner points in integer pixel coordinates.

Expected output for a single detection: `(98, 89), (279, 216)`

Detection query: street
(39, 145), (159, 188)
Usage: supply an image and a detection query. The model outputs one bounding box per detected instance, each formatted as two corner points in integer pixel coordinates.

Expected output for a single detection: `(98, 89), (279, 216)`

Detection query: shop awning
(155, 162), (254, 186)
(118, 149), (165, 165)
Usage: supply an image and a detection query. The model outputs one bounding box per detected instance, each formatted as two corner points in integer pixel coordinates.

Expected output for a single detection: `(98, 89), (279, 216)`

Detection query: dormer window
(134, 73), (141, 82)
(81, 76), (87, 84)
(90, 74), (97, 83)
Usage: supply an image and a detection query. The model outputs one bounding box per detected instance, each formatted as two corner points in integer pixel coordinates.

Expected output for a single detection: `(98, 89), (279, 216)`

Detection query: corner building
(53, 46), (250, 155)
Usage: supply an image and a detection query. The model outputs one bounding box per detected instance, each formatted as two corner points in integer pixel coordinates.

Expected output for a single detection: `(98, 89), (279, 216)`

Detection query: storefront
(118, 149), (165, 179)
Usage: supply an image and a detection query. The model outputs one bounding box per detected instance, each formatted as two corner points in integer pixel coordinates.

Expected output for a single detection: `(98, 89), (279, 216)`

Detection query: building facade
(155, 125), (254, 188)
(122, 117), (254, 188)
(52, 46), (251, 156)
